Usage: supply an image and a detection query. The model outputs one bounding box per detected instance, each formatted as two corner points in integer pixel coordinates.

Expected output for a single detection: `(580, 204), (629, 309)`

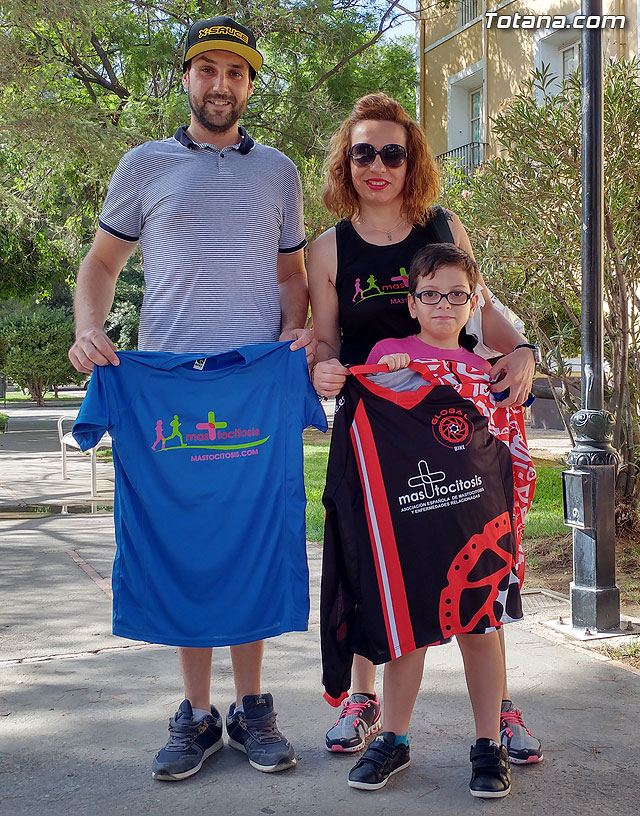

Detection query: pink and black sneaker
(325, 693), (382, 752)
(500, 701), (543, 764)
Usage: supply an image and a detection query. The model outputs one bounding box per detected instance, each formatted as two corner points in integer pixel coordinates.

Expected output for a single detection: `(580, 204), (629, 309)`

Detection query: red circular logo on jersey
(432, 408), (474, 449)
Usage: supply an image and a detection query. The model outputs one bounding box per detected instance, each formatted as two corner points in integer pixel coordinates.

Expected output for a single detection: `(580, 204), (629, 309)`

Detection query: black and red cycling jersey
(320, 361), (536, 705)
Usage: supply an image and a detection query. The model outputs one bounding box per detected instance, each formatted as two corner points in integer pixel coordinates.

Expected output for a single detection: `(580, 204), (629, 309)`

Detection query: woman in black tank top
(307, 93), (542, 777)
(334, 217), (450, 365)
(308, 95), (535, 402)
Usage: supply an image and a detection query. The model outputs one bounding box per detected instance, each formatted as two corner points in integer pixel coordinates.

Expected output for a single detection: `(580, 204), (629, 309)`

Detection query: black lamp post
(561, 0), (620, 631)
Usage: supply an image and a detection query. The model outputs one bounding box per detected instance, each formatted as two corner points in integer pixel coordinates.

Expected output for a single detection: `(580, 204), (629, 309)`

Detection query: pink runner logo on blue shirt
(151, 409), (269, 452)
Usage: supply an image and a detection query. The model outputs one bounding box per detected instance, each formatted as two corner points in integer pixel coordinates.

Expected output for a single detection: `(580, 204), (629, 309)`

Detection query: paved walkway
(1, 400), (639, 816)
(0, 398), (114, 505)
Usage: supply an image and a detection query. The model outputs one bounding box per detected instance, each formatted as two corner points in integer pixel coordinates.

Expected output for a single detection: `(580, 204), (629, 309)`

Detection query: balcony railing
(458, 0), (479, 26)
(436, 142), (488, 179)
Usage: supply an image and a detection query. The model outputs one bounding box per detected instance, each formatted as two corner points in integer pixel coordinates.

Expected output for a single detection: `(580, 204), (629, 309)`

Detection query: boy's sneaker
(500, 700), (544, 764)
(325, 693), (382, 752)
(347, 732), (410, 790)
(226, 693), (296, 773)
(151, 699), (223, 781)
(469, 738), (511, 798)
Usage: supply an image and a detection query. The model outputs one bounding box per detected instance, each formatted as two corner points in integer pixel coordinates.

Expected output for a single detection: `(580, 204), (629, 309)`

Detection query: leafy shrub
(0, 306), (84, 405)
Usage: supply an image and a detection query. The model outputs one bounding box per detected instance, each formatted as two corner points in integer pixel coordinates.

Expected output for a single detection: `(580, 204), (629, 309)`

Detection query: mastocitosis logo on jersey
(398, 458), (484, 514)
(150, 408), (269, 462)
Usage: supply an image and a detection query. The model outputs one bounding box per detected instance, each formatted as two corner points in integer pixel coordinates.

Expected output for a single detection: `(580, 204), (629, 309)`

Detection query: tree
(442, 60), (640, 518)
(0, 306), (85, 405)
(105, 257), (145, 350)
(0, 1), (422, 298)
(0, 213), (75, 300)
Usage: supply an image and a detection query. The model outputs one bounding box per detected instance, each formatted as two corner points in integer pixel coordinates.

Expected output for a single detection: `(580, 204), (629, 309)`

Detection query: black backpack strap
(428, 205), (454, 244)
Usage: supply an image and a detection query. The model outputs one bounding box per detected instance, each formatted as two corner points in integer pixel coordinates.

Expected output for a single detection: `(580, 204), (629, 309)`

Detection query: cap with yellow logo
(183, 16), (263, 76)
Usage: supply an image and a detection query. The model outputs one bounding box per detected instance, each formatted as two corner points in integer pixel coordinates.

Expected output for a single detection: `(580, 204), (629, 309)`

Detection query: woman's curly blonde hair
(322, 93), (440, 226)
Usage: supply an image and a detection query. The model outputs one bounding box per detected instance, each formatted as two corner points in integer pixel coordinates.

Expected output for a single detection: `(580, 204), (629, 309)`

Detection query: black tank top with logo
(336, 212), (451, 365)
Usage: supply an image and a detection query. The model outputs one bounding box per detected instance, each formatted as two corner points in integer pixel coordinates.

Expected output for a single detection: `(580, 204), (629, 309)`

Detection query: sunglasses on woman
(348, 142), (408, 168)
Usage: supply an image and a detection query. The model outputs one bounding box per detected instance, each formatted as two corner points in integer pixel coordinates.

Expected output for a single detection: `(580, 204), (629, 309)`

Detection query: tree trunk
(27, 378), (46, 407)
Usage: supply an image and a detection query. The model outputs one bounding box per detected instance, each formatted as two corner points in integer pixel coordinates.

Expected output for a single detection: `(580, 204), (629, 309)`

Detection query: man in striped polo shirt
(69, 16), (315, 782)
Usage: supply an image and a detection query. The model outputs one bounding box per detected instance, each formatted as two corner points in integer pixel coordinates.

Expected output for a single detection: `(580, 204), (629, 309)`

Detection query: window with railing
(436, 143), (488, 180)
(458, 0), (479, 27)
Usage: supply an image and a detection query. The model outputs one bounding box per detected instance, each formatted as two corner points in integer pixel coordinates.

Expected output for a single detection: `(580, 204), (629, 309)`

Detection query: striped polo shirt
(99, 126), (306, 354)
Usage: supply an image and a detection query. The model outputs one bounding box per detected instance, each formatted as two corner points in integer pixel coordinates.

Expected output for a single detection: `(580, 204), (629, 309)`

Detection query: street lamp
(561, 0), (620, 632)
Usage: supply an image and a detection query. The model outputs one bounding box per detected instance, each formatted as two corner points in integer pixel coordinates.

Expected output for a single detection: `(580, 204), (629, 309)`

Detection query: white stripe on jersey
(352, 419), (402, 659)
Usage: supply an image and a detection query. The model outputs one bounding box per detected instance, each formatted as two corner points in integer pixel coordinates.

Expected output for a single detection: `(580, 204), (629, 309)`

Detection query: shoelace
(165, 716), (206, 749)
(334, 699), (370, 727)
(500, 708), (533, 736)
(243, 710), (282, 743)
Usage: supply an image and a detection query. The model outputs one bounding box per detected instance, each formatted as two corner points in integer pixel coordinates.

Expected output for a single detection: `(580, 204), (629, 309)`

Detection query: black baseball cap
(183, 16), (263, 76)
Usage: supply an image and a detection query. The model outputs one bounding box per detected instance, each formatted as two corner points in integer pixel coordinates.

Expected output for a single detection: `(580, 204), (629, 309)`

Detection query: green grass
(4, 389), (83, 403)
(524, 460), (567, 539)
(0, 413), (7, 433)
(304, 441), (330, 542)
(598, 637), (640, 668)
(303, 445), (566, 544)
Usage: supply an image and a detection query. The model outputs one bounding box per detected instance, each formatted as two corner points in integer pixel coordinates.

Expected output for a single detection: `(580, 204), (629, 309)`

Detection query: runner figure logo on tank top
(334, 215), (455, 365)
(352, 266), (409, 306)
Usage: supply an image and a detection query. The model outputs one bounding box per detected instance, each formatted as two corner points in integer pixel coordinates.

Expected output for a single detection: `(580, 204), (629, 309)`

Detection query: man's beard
(188, 91), (246, 134)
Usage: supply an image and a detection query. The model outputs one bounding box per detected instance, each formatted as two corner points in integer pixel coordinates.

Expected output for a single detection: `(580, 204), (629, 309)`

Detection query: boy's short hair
(408, 243), (480, 292)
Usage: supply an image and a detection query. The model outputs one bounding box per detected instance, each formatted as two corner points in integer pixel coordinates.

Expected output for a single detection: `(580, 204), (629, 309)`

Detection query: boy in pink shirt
(353, 243), (514, 798)
(367, 244), (489, 375)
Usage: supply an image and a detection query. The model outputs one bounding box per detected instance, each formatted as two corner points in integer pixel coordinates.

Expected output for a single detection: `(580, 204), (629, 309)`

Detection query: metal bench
(57, 416), (112, 498)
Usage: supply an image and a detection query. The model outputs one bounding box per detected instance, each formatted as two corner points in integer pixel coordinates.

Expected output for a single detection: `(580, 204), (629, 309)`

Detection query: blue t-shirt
(73, 342), (327, 647)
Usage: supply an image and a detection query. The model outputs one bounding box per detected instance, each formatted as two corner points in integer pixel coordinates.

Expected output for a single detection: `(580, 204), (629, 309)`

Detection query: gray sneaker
(325, 693), (382, 752)
(226, 693), (296, 772)
(151, 699), (223, 781)
(500, 701), (543, 764)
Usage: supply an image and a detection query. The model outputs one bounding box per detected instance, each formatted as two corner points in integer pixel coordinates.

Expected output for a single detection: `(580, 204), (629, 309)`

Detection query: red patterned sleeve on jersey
(509, 408), (537, 586)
